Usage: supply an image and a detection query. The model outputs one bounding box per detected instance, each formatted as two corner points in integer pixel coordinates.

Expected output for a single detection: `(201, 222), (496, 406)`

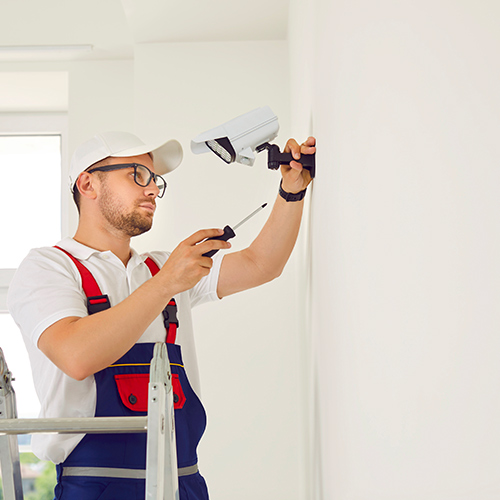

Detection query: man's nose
(144, 179), (160, 198)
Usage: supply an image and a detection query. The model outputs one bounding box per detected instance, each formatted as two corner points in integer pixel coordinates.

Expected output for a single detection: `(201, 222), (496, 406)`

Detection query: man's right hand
(157, 228), (231, 297)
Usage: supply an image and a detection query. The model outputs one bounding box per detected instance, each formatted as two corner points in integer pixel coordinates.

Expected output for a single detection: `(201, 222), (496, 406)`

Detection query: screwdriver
(202, 203), (268, 257)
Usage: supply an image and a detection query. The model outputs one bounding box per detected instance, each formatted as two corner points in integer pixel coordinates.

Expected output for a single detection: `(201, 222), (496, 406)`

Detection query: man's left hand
(280, 136), (316, 194)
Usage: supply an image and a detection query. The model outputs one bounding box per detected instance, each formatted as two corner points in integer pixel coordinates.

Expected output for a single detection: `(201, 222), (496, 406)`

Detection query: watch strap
(279, 180), (307, 202)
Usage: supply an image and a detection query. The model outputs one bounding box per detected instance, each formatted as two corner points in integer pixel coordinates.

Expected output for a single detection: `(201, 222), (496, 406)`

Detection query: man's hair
(72, 157), (111, 214)
(72, 185), (81, 214)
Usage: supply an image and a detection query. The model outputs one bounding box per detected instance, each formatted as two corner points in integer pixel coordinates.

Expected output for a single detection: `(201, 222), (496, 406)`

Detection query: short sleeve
(7, 247), (88, 347)
(189, 252), (224, 307)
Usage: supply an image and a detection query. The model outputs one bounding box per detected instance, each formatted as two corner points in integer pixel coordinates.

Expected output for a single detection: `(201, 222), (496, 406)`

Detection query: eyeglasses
(87, 163), (167, 198)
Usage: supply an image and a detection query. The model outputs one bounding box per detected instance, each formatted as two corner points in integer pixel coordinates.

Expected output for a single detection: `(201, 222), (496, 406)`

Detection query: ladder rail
(146, 342), (179, 500)
(0, 347), (24, 500)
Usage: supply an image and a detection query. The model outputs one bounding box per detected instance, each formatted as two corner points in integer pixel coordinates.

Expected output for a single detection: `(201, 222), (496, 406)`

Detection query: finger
(199, 256), (215, 269)
(197, 238), (232, 255)
(282, 161), (311, 182)
(300, 144), (316, 155)
(289, 160), (304, 171)
(184, 228), (224, 246)
(283, 138), (301, 159)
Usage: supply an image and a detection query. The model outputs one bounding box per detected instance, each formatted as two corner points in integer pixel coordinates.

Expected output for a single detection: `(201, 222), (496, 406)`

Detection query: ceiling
(0, 0), (289, 61)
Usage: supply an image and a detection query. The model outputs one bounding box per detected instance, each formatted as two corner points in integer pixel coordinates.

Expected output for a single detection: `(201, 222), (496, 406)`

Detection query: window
(0, 113), (67, 421)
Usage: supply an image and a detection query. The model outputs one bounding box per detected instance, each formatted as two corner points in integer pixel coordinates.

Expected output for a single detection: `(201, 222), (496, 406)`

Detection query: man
(8, 130), (315, 500)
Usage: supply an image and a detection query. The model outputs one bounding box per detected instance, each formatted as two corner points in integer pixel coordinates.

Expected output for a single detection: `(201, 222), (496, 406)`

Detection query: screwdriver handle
(202, 225), (236, 257)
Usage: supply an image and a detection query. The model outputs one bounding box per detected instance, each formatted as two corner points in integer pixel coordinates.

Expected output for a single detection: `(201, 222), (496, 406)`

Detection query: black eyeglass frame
(86, 163), (167, 198)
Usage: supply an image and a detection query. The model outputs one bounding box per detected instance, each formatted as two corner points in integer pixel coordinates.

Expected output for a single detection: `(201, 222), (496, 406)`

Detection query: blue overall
(53, 248), (210, 500)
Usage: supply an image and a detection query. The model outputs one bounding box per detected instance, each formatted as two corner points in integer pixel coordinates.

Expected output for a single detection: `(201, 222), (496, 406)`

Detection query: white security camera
(191, 106), (278, 166)
(191, 106), (315, 178)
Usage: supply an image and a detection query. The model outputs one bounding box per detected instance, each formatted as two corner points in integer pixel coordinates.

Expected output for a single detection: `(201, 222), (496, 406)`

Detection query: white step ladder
(0, 344), (179, 500)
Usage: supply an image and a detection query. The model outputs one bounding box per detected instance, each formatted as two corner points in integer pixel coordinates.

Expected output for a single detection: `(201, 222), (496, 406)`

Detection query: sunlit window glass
(0, 135), (61, 268)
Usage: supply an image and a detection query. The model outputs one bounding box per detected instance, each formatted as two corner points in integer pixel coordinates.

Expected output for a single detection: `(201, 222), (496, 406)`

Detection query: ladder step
(0, 416), (148, 435)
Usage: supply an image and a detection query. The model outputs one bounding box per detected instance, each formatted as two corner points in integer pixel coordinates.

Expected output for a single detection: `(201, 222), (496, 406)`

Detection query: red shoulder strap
(144, 257), (178, 344)
(144, 256), (160, 276)
(54, 245), (103, 297)
(54, 246), (110, 314)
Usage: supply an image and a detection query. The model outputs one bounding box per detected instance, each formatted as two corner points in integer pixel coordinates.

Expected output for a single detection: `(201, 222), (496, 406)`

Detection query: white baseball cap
(69, 131), (183, 190)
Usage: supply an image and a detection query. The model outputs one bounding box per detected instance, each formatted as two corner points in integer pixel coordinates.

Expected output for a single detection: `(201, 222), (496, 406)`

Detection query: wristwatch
(279, 180), (307, 202)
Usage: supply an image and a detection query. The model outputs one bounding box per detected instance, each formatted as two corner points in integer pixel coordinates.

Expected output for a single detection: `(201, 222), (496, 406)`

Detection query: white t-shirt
(7, 237), (223, 464)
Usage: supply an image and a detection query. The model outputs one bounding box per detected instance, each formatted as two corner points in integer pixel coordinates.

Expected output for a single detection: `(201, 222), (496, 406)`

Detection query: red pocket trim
(114, 373), (150, 412)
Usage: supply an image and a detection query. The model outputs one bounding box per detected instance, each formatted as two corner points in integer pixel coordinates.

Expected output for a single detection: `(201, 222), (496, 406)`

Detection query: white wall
(132, 40), (304, 500)
(288, 1), (316, 497)
(289, 0), (500, 498)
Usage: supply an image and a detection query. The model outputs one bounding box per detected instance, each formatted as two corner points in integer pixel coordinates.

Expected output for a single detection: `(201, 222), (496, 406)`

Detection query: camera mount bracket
(256, 142), (316, 179)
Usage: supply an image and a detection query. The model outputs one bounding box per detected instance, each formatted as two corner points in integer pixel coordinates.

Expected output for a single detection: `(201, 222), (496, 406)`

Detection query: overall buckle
(87, 295), (110, 315)
(162, 301), (178, 330)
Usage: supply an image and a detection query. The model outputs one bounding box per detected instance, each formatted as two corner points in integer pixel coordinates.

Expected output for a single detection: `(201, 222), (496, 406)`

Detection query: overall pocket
(114, 373), (149, 412)
(114, 373), (187, 411)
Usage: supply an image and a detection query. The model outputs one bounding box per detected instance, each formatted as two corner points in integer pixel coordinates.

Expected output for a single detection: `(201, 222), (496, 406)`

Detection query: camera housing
(191, 106), (279, 166)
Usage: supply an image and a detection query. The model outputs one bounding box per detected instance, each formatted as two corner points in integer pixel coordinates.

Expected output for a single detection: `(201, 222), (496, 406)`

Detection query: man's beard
(99, 182), (154, 237)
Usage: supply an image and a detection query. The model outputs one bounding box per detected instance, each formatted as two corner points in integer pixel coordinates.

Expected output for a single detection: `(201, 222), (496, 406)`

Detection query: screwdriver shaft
(202, 203), (268, 258)
(233, 203), (268, 230)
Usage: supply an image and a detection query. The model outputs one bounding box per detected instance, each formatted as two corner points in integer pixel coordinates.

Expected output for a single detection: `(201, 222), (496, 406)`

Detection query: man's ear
(75, 172), (98, 200)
